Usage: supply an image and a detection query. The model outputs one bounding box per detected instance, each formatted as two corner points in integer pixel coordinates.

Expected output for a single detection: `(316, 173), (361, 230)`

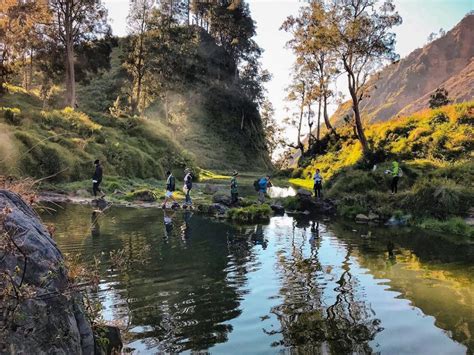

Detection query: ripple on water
(39, 204), (473, 354)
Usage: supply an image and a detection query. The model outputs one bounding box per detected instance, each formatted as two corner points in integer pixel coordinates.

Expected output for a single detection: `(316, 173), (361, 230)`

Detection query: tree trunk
(65, 40), (76, 107)
(164, 91), (169, 123)
(323, 94), (336, 135)
(64, 2), (76, 108)
(28, 51), (33, 89)
(240, 109), (245, 130)
(296, 83), (305, 157)
(345, 65), (369, 154)
(317, 97), (321, 142)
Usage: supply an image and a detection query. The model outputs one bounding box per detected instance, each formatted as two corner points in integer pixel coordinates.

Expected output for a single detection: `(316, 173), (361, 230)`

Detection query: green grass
(227, 204), (273, 223)
(418, 217), (474, 238)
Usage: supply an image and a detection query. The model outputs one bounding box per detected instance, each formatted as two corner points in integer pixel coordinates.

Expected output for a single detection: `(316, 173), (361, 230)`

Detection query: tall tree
(330, 0), (401, 154)
(282, 0), (338, 137)
(0, 0), (50, 91)
(126, 0), (155, 114)
(48, 0), (110, 107)
(260, 99), (282, 158)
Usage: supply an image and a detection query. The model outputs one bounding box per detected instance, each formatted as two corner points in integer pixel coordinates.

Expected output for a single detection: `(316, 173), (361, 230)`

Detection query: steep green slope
(290, 102), (474, 235)
(0, 85), (194, 181)
(0, 29), (271, 182)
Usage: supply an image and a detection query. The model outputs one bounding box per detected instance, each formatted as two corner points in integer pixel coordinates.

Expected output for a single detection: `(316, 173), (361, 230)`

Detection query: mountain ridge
(331, 14), (474, 124)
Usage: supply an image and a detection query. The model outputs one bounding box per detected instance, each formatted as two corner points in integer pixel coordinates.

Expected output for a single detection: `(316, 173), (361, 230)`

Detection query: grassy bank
(288, 102), (474, 238)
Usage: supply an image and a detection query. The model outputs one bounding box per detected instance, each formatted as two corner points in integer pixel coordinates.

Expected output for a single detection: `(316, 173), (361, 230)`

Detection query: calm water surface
(40, 204), (473, 354)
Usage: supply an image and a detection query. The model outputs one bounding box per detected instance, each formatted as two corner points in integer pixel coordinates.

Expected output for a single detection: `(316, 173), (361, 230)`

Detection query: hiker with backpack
(162, 170), (177, 208)
(230, 171), (239, 205)
(183, 168), (193, 207)
(385, 161), (402, 194)
(254, 175), (272, 204)
(313, 169), (323, 199)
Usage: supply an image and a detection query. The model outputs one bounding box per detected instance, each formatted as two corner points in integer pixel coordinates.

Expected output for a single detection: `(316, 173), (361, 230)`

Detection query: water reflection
(39, 205), (473, 353)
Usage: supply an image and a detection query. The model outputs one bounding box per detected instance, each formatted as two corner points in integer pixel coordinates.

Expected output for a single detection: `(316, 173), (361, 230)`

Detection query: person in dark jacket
(162, 170), (177, 208)
(92, 159), (105, 198)
(230, 171), (239, 205)
(183, 168), (193, 207)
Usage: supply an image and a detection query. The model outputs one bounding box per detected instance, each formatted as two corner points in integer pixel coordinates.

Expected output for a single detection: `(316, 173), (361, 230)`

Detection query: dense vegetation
(289, 101), (474, 236)
(0, 0), (272, 181)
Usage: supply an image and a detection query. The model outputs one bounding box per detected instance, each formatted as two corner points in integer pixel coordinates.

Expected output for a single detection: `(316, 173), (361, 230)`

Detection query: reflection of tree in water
(270, 219), (382, 353)
(117, 216), (257, 352)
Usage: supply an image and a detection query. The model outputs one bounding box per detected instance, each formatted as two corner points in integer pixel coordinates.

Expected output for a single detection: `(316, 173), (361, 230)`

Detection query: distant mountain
(332, 14), (474, 124)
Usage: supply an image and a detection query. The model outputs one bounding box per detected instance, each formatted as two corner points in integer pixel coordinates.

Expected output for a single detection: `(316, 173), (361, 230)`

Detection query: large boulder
(208, 203), (229, 215)
(0, 190), (95, 354)
(131, 189), (156, 202)
(296, 189), (336, 215)
(270, 204), (285, 215)
(212, 193), (232, 207)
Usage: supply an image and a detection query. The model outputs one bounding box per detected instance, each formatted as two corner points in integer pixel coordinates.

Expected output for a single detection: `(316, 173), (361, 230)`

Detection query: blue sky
(103, 0), (472, 140)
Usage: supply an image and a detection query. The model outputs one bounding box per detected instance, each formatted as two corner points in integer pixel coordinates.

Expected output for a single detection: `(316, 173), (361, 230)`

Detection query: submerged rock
(386, 214), (412, 226)
(0, 190), (95, 354)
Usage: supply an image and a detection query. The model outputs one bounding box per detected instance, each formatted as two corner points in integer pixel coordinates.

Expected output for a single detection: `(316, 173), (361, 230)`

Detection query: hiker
(163, 209), (175, 240)
(183, 168), (193, 207)
(92, 159), (105, 198)
(388, 161), (401, 194)
(313, 169), (323, 198)
(162, 170), (176, 208)
(256, 175), (271, 204)
(230, 171), (239, 205)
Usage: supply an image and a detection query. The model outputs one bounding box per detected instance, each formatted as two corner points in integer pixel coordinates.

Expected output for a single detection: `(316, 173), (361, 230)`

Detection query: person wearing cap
(183, 168), (193, 206)
(92, 159), (105, 198)
(230, 171), (239, 205)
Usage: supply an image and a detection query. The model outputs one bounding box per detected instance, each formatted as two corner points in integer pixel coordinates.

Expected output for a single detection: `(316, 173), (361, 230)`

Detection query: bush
(281, 196), (301, 211)
(227, 204), (272, 223)
(2, 107), (22, 125)
(40, 108), (101, 137)
(326, 169), (380, 197)
(418, 217), (473, 238)
(402, 178), (472, 218)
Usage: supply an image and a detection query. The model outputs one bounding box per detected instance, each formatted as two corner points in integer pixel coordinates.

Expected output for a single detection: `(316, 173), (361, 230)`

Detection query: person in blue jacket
(257, 175), (272, 204)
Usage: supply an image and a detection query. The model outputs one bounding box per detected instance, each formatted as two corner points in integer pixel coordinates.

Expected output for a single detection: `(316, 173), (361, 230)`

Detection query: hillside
(331, 14), (474, 124)
(290, 101), (474, 235)
(0, 29), (271, 182)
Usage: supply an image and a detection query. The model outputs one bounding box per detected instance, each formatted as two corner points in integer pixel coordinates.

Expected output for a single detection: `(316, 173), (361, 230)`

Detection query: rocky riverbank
(0, 190), (122, 354)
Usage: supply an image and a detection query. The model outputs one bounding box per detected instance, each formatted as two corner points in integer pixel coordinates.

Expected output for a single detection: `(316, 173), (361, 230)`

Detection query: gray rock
(212, 193), (232, 206)
(0, 190), (95, 354)
(295, 190), (337, 215)
(75, 189), (90, 197)
(208, 203), (229, 215)
(368, 212), (379, 221)
(356, 214), (370, 223)
(132, 190), (156, 202)
(203, 184), (220, 195)
(297, 188), (313, 197)
(270, 204), (285, 215)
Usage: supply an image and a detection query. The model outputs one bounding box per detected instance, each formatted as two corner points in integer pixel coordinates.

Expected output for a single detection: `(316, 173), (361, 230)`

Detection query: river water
(40, 204), (473, 354)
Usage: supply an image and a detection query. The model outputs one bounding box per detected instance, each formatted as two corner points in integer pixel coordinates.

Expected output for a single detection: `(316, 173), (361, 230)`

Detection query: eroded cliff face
(331, 14), (474, 124)
(0, 190), (94, 354)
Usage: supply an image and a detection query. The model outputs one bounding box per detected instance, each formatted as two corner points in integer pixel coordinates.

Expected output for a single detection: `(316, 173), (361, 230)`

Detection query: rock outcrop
(0, 190), (94, 354)
(296, 189), (337, 215)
